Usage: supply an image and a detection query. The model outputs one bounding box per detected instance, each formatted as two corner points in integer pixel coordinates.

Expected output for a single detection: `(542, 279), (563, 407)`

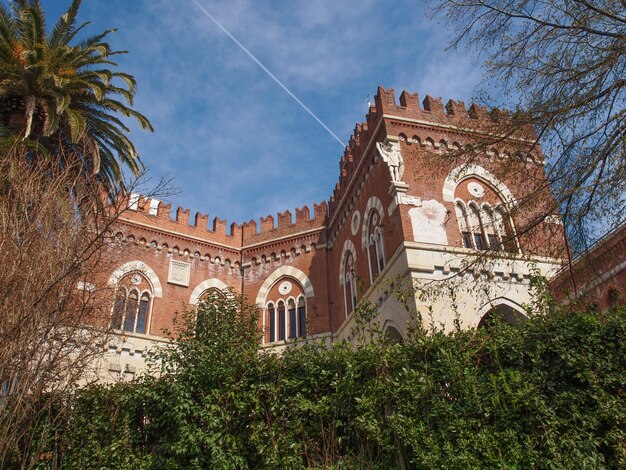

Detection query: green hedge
(58, 302), (625, 469)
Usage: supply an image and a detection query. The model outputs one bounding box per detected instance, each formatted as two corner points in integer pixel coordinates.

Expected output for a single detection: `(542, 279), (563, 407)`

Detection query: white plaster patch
(409, 200), (449, 245)
(77, 281), (95, 292)
(401, 194), (422, 206)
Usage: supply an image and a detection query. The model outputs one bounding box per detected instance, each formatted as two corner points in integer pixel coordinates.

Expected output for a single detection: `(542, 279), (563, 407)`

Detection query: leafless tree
(426, 0), (625, 252)
(0, 144), (169, 468)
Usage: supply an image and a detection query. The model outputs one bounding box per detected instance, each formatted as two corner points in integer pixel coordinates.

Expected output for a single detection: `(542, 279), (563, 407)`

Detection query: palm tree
(0, 0), (153, 191)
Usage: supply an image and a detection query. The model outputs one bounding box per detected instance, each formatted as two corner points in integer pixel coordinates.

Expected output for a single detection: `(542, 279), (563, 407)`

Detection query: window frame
(263, 283), (308, 344)
(110, 273), (153, 335)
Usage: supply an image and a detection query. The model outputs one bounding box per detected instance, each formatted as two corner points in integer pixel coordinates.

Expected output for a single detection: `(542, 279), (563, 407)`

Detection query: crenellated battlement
(120, 193), (327, 248)
(328, 86), (535, 218)
(374, 86), (502, 126)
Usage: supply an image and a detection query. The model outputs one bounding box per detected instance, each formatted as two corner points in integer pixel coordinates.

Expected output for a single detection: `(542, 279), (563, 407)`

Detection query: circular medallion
(372, 213), (378, 226)
(467, 182), (485, 198)
(351, 211), (361, 236)
(131, 274), (142, 285)
(278, 281), (292, 295)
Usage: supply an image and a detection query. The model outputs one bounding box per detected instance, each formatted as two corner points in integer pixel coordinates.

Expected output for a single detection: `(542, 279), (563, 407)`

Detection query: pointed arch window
(137, 293), (150, 334)
(297, 297), (306, 337)
(277, 300), (286, 341)
(455, 201), (473, 249)
(455, 198), (518, 253)
(288, 298), (297, 339)
(267, 302), (276, 342)
(468, 202), (485, 250)
(366, 209), (385, 283)
(123, 291), (138, 332)
(110, 273), (153, 335)
(344, 252), (356, 316)
(111, 289), (126, 330)
(264, 279), (308, 344)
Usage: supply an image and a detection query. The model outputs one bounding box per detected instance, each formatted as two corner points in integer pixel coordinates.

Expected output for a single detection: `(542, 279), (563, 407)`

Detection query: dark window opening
(268, 305), (275, 342)
(474, 233), (485, 251)
(462, 231), (473, 248)
(278, 304), (286, 341)
(288, 304), (297, 339)
(298, 301), (306, 337)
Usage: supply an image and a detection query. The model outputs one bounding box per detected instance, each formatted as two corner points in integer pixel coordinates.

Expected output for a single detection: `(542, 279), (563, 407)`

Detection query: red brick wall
(102, 87), (566, 339)
(550, 225), (626, 310)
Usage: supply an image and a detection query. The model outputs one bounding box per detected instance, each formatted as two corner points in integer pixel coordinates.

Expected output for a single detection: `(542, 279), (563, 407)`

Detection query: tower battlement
(374, 86), (507, 126)
(328, 86), (535, 216)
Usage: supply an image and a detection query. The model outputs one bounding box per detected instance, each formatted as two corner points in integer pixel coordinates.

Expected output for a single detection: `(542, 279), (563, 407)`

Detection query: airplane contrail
(190, 0), (346, 148)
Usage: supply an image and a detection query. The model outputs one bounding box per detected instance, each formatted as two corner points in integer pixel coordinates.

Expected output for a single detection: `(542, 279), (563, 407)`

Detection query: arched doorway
(477, 304), (526, 328)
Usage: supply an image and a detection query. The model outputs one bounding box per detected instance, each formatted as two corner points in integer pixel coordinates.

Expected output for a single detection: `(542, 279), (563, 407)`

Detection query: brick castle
(98, 86), (569, 380)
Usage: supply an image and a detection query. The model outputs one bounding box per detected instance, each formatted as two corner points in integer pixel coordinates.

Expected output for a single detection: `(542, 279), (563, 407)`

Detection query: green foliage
(0, 0), (153, 192)
(55, 297), (625, 469)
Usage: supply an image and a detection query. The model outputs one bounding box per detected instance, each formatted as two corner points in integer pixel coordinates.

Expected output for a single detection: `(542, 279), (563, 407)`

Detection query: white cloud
(42, 0), (496, 223)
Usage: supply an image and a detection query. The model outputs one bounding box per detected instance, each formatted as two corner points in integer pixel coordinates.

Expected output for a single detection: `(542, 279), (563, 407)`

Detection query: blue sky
(31, 0), (484, 224)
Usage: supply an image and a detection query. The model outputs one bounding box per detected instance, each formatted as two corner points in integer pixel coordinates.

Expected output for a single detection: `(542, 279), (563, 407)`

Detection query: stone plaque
(168, 259), (191, 287)
(409, 200), (449, 246)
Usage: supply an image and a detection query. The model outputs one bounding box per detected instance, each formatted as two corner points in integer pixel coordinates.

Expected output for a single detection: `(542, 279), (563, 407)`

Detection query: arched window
(123, 290), (138, 332)
(366, 208), (385, 282)
(288, 298), (297, 339)
(111, 273), (153, 335)
(111, 288), (126, 330)
(137, 293), (150, 334)
(454, 185), (519, 254)
(277, 300), (286, 341)
(298, 297), (306, 337)
(267, 302), (276, 342)
(455, 201), (473, 249)
(468, 202), (485, 250)
(263, 277), (308, 343)
(482, 205), (501, 250)
(496, 206), (518, 252)
(344, 252), (356, 316)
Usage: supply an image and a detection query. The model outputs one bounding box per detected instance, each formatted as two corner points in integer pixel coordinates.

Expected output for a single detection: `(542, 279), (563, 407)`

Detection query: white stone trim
(108, 261), (163, 298)
(339, 239), (357, 283)
(472, 297), (526, 327)
(442, 164), (517, 208)
(361, 196), (384, 249)
(189, 278), (230, 305)
(255, 266), (314, 306)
